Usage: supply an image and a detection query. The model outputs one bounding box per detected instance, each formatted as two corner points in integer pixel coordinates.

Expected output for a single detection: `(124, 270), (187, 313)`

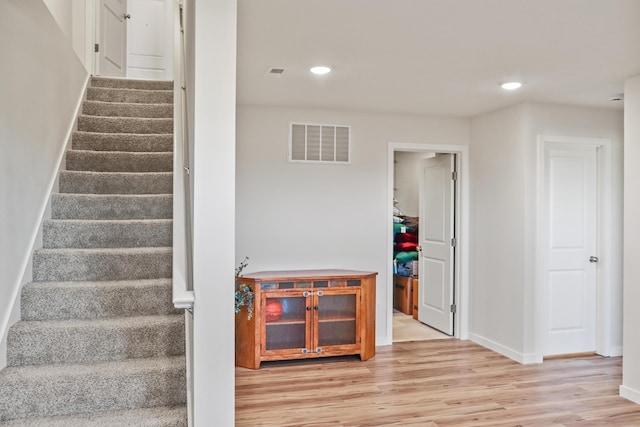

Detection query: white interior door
(98, 0), (127, 77)
(126, 0), (173, 79)
(418, 153), (455, 335)
(543, 144), (598, 356)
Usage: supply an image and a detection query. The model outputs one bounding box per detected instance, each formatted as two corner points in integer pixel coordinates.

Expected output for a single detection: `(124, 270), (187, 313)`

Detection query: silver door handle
(589, 256), (599, 263)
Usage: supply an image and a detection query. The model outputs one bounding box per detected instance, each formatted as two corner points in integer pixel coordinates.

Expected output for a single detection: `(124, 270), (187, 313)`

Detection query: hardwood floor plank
(236, 340), (640, 426)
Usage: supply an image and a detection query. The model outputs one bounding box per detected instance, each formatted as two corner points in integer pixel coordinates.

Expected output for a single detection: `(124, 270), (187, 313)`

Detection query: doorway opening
(92, 0), (174, 80)
(535, 135), (618, 361)
(387, 143), (470, 345)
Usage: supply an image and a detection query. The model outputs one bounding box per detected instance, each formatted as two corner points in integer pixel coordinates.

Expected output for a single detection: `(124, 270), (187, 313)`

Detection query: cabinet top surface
(239, 269), (378, 280)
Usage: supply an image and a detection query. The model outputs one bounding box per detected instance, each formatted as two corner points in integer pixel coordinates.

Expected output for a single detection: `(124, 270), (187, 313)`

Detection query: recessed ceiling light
(310, 66), (332, 75)
(501, 81), (522, 90)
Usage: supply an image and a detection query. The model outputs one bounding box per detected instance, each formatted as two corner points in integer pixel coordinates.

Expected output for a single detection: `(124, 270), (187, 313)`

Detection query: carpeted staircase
(0, 77), (187, 426)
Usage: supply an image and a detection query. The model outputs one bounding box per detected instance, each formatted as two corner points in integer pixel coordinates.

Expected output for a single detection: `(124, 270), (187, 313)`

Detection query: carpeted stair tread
(90, 76), (173, 91)
(77, 115), (173, 134)
(87, 87), (172, 104)
(0, 405), (187, 426)
(82, 100), (173, 118)
(0, 356), (186, 421)
(33, 247), (172, 282)
(7, 315), (185, 366)
(43, 219), (172, 248)
(66, 150), (173, 173)
(59, 171), (173, 195)
(72, 132), (173, 152)
(20, 279), (177, 321)
(51, 194), (172, 220)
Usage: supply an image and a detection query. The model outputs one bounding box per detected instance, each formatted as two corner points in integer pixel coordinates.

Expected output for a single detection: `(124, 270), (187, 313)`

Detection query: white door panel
(418, 154), (455, 335)
(127, 0), (172, 79)
(423, 259), (445, 310)
(544, 145), (597, 355)
(99, 0), (127, 77)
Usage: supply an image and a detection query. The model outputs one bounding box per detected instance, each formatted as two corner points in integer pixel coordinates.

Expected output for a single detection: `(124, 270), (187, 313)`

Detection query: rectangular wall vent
(290, 123), (350, 164)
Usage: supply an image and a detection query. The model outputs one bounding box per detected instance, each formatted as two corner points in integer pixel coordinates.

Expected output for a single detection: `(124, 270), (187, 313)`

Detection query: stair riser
(7, 318), (185, 366)
(0, 360), (186, 420)
(51, 195), (172, 220)
(66, 151), (173, 173)
(90, 77), (173, 91)
(87, 87), (173, 104)
(21, 280), (178, 321)
(72, 132), (173, 152)
(77, 116), (173, 134)
(83, 101), (173, 118)
(43, 220), (172, 248)
(59, 171), (173, 195)
(33, 249), (172, 282)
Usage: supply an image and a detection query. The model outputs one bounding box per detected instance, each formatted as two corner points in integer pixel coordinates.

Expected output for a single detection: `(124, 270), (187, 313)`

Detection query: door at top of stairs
(97, 0), (173, 80)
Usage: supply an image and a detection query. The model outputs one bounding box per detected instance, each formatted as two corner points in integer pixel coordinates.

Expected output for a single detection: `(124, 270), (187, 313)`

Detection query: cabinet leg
(360, 351), (374, 361)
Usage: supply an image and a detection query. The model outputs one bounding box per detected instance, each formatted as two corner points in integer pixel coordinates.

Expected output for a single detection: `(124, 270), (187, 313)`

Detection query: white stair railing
(173, 0), (194, 309)
(172, 1), (195, 425)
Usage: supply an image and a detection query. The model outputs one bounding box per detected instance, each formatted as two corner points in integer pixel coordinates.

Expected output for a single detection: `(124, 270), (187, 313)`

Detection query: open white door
(418, 153), (455, 335)
(97, 0), (127, 77)
(543, 143), (597, 356)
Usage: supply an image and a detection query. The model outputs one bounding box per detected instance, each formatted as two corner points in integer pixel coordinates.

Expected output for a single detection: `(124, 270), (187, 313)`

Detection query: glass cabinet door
(316, 290), (359, 348)
(263, 293), (309, 352)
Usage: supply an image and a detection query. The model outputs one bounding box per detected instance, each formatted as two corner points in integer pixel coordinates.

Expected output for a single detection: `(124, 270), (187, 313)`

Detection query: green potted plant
(234, 257), (254, 319)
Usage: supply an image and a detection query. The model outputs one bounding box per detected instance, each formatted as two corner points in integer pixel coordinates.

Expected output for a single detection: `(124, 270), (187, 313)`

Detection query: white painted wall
(0, 0), (88, 368)
(469, 102), (623, 363)
(236, 105), (469, 345)
(622, 75), (640, 404)
(191, 0), (236, 425)
(41, 0), (93, 71)
(469, 104), (529, 361)
(394, 151), (431, 217)
(43, 0), (72, 39)
(42, 0), (94, 72)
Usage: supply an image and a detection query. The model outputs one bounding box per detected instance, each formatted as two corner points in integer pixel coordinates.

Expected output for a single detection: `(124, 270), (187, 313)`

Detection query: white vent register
(290, 123), (350, 163)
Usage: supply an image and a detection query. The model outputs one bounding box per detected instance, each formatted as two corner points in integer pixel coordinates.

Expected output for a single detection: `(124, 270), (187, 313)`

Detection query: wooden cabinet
(393, 274), (416, 315)
(235, 269), (377, 369)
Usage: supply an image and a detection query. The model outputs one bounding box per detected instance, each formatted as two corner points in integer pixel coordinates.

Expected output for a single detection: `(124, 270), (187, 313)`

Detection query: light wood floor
(236, 340), (640, 426)
(392, 311), (451, 342)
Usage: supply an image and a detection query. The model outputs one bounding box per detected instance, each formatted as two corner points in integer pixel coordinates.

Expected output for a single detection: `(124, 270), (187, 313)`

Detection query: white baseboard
(607, 346), (623, 357)
(470, 332), (541, 364)
(0, 286), (21, 370)
(620, 385), (640, 404)
(377, 335), (392, 347)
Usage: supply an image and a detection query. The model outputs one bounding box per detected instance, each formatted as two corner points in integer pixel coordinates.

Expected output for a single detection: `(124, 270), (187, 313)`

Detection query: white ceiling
(237, 0), (640, 118)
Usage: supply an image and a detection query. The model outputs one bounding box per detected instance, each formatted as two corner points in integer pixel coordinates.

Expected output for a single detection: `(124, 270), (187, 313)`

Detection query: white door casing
(418, 153), (455, 335)
(387, 143), (469, 347)
(126, 0), (173, 79)
(97, 0), (127, 77)
(543, 143), (598, 356)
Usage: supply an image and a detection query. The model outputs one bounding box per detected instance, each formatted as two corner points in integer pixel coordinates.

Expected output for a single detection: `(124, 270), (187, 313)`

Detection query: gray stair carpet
(0, 76), (186, 425)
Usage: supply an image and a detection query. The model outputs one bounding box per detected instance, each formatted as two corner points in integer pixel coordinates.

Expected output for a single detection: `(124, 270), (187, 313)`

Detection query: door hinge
(451, 237), (457, 247)
(450, 304), (457, 313)
(94, 43), (99, 53)
(452, 170), (458, 181)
